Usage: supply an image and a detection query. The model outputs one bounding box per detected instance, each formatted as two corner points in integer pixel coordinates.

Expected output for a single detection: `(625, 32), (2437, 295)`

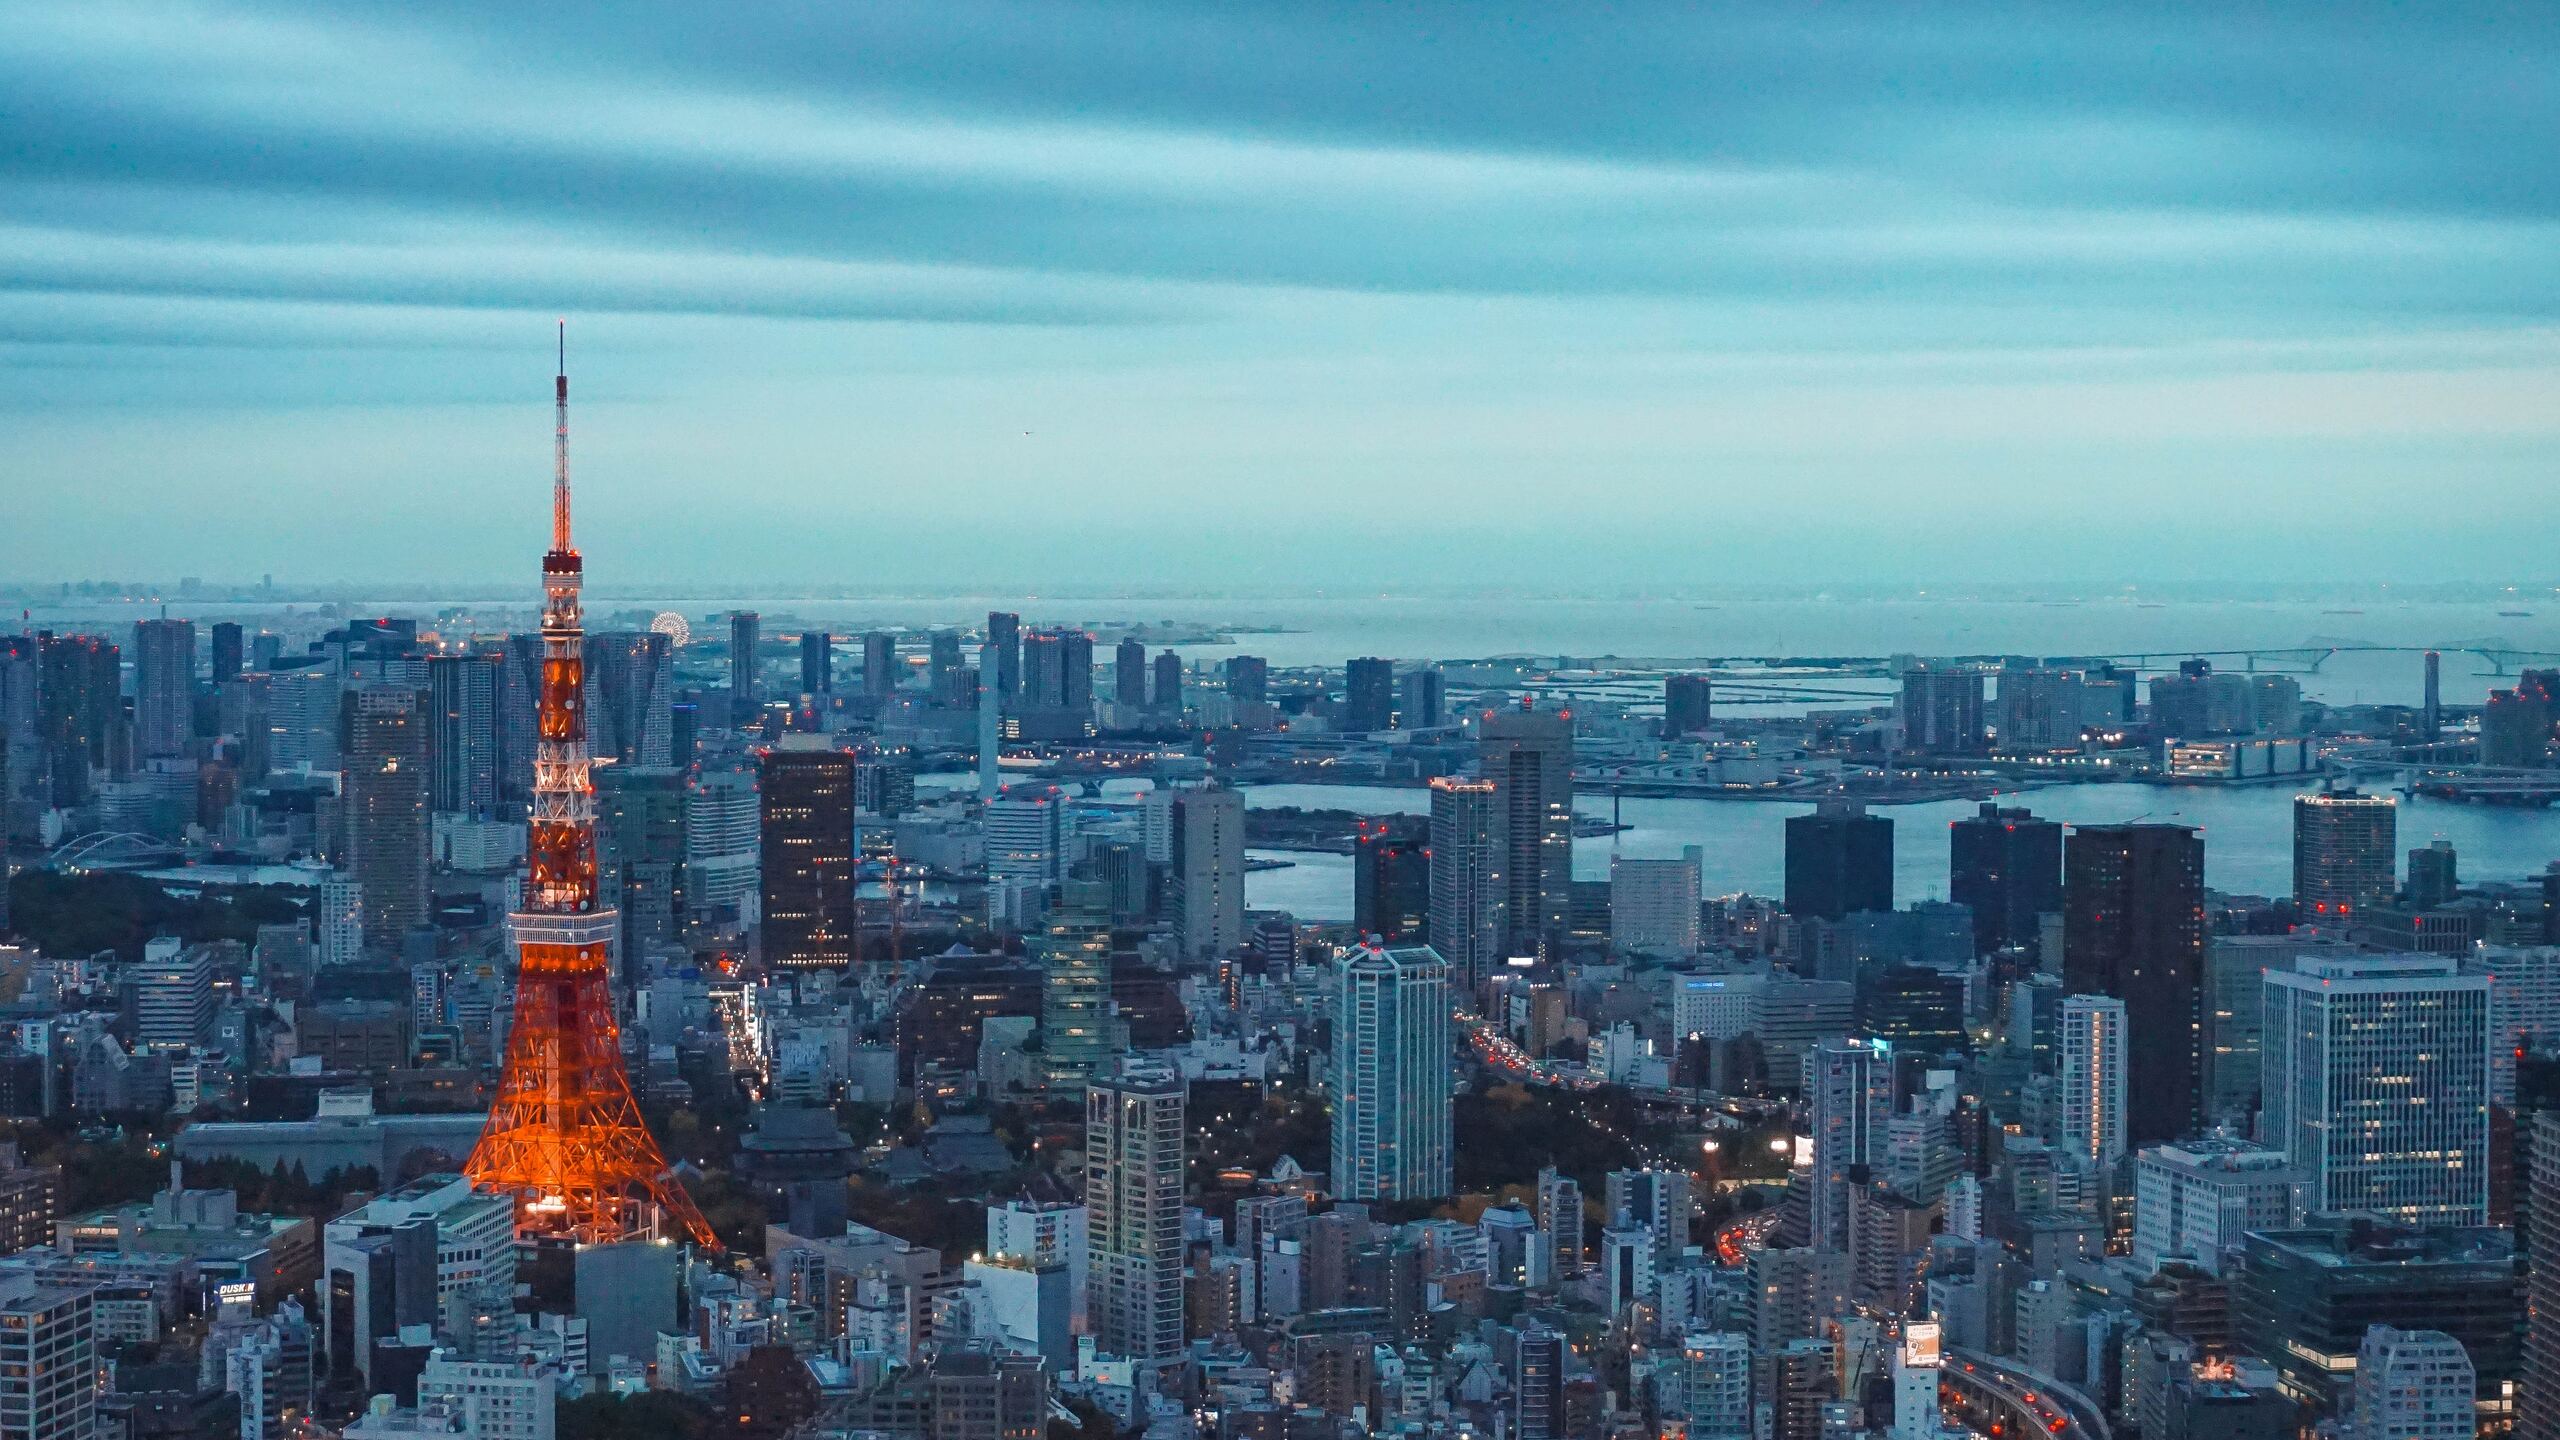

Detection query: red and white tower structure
(464, 324), (717, 1247)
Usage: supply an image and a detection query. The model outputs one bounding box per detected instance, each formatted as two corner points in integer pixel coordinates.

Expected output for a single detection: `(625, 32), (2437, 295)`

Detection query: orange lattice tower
(463, 324), (717, 1248)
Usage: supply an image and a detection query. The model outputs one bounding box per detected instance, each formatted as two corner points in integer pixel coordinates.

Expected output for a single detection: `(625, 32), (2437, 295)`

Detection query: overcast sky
(5, 1), (2557, 589)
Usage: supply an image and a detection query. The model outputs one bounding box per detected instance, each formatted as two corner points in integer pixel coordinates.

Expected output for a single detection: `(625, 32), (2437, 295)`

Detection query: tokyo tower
(463, 324), (718, 1249)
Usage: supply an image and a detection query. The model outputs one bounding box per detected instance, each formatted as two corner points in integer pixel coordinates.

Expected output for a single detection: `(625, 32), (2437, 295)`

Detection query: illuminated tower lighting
(463, 323), (718, 1248)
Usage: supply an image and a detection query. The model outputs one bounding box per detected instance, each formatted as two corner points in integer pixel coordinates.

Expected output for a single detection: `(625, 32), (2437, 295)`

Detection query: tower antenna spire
(552, 318), (572, 553)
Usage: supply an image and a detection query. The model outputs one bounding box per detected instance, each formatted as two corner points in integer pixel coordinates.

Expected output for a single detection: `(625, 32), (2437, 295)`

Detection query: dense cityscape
(0, 322), (2553, 1440)
(10, 6), (2560, 1440)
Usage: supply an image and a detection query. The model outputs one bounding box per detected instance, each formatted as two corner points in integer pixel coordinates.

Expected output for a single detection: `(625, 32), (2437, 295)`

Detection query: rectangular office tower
(2293, 788), (2398, 919)
(758, 739), (857, 969)
(1427, 776), (1503, 988)
(1478, 704), (1574, 959)
(2058, 995), (2128, 1170)
(346, 685), (430, 953)
(1784, 800), (1892, 921)
(2063, 823), (2205, 1145)
(1948, 802), (2062, 956)
(1331, 943), (1453, 1203)
(2261, 955), (2490, 1227)
(1087, 1061), (1185, 1368)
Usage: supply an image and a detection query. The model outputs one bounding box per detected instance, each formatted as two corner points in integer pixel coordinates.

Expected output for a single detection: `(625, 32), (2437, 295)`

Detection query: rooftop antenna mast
(553, 319), (572, 554)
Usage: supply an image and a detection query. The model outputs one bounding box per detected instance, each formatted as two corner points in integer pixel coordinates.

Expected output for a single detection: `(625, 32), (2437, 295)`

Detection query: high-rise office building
(2058, 995), (2128, 1171)
(346, 686), (429, 953)
(1898, 662), (1987, 754)
(928, 630), (964, 700)
(1784, 800), (1892, 921)
(1034, 922), (1115, 1094)
(2131, 1137), (2298, 1277)
(759, 740), (857, 970)
(2353, 1328), (2473, 1440)
(985, 611), (1021, 700)
(2261, 955), (2490, 1226)
(1087, 1060), (1185, 1367)
(135, 936), (215, 1055)
(595, 765), (688, 972)
(2294, 788), (2398, 918)
(862, 632), (896, 702)
(1113, 638), (1147, 708)
(1401, 667), (1446, 730)
(2407, 841), (2459, 910)
(986, 785), (1067, 900)
(2523, 1111), (2560, 1440)
(133, 618), (196, 759)
(37, 632), (120, 805)
(1536, 1167), (1585, 1280)
(683, 768), (760, 924)
(1223, 655), (1268, 706)
(1427, 776), (1502, 988)
(209, 622), (244, 687)
(2064, 823), (2205, 1145)
(0, 1273), (95, 1440)
(585, 630), (673, 767)
(1343, 658), (1395, 733)
(1611, 852), (1702, 956)
(1606, 1167), (1696, 1270)
(416, 1349), (555, 1440)
(1332, 942), (1452, 1203)
(424, 653), (500, 816)
(799, 629), (831, 695)
(1949, 802), (2062, 956)
(1351, 817), (1428, 944)
(1152, 651), (1181, 714)
(1806, 1039), (1892, 1251)
(1169, 786), (1244, 959)
(1479, 704), (1573, 958)
(728, 611), (760, 723)
(1663, 674), (1713, 737)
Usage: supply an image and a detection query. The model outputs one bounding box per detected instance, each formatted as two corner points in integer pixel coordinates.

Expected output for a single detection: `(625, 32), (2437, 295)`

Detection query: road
(1943, 1349), (2109, 1440)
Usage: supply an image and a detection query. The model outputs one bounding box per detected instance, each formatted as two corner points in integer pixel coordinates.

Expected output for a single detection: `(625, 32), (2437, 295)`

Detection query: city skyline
(6, 3), (2559, 586)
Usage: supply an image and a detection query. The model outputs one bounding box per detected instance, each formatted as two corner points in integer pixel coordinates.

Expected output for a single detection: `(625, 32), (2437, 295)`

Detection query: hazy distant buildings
(1401, 667), (1446, 729)
(1898, 662), (1986, 754)
(2064, 822), (2204, 1145)
(1784, 801), (1892, 921)
(1114, 638), (1147, 708)
(800, 629), (832, 696)
(1223, 655), (1268, 706)
(986, 611), (1021, 699)
(863, 632), (896, 702)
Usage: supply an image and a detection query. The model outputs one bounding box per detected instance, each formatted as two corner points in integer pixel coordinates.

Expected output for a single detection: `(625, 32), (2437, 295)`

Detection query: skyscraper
(1898, 662), (1987, 754)
(346, 685), (429, 952)
(1343, 657), (1394, 733)
(1427, 776), (1502, 988)
(585, 630), (674, 766)
(1806, 1038), (1893, 1252)
(759, 739), (857, 970)
(1611, 852), (1702, 956)
(1087, 1060), (1185, 1368)
(799, 630), (831, 695)
(1151, 650), (1181, 714)
(424, 653), (500, 816)
(2522, 1111), (2560, 1440)
(1114, 638), (1147, 707)
(2261, 955), (2489, 1226)
(1664, 674), (1713, 737)
(210, 622), (244, 687)
(37, 632), (118, 805)
(2058, 994), (2128, 1171)
(1169, 786), (1244, 959)
(2063, 822), (2205, 1145)
(1479, 704), (1573, 959)
(728, 611), (760, 724)
(1784, 800), (1892, 921)
(1034, 921), (1114, 1094)
(985, 611), (1021, 699)
(1332, 942), (1453, 1203)
(1223, 654), (1268, 706)
(2293, 788), (2397, 918)
(986, 785), (1066, 901)
(1400, 666), (1446, 730)
(862, 632), (896, 701)
(133, 617), (195, 759)
(1352, 816), (1428, 944)
(1948, 802), (2062, 956)
(135, 936), (215, 1055)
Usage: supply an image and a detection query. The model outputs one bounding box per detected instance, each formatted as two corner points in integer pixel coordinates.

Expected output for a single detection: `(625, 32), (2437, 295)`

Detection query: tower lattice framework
(463, 324), (718, 1249)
